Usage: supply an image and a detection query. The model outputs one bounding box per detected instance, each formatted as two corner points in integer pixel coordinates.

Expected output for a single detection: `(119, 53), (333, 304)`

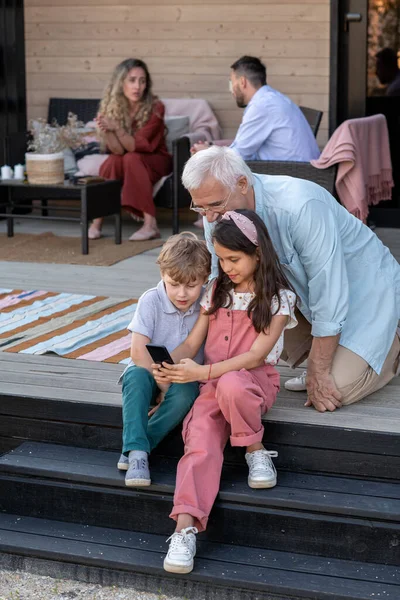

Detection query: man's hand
(190, 141), (211, 155)
(305, 371), (342, 412)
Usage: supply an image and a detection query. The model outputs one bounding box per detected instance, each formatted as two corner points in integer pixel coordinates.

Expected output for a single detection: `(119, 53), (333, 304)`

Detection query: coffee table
(0, 178), (122, 254)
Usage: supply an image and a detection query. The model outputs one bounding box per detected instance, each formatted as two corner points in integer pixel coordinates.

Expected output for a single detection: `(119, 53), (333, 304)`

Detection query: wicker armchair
(299, 106), (323, 137)
(246, 160), (337, 197)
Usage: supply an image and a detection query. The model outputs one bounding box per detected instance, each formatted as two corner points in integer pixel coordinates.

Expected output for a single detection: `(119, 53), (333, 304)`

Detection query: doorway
(332, 0), (400, 226)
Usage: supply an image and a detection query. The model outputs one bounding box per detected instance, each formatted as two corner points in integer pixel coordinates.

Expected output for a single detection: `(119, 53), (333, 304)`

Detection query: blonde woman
(89, 59), (172, 241)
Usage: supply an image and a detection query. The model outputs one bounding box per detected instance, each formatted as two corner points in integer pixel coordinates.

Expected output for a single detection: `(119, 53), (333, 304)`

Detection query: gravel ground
(0, 569), (185, 600)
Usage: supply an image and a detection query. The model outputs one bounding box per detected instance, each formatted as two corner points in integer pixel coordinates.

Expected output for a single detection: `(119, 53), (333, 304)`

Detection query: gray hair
(182, 146), (254, 192)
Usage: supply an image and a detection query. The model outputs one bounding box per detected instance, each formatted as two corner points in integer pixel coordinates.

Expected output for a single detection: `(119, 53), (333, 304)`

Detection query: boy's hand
(152, 362), (172, 386)
(156, 359), (207, 383)
(148, 390), (165, 417)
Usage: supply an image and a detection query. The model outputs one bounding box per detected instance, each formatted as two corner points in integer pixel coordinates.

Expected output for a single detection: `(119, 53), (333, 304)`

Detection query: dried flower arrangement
(28, 112), (87, 154)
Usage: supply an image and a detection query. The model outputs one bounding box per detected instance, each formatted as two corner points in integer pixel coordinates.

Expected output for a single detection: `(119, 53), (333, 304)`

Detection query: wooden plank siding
(24, 0), (330, 146)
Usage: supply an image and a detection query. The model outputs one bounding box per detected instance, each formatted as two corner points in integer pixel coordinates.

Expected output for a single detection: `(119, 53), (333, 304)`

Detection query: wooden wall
(24, 0), (330, 146)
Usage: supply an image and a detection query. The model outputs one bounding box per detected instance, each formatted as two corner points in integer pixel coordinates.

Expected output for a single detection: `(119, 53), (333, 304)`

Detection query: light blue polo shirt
(121, 280), (204, 378)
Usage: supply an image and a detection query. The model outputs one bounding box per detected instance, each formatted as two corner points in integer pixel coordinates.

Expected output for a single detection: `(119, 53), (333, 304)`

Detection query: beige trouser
(281, 310), (400, 406)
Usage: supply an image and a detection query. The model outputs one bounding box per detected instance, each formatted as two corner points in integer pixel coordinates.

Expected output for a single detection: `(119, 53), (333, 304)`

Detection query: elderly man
(183, 146), (400, 412)
(192, 56), (320, 161)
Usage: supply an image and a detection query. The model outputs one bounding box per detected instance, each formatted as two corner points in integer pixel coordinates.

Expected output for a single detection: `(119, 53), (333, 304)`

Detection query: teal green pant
(122, 366), (199, 455)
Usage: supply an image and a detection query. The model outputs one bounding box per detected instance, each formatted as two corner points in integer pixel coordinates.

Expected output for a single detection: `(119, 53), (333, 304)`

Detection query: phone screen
(146, 344), (174, 365)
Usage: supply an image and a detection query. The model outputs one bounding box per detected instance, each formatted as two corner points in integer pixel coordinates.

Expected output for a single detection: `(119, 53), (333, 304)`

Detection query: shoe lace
(248, 450), (278, 471)
(129, 458), (147, 470)
(166, 527), (198, 552)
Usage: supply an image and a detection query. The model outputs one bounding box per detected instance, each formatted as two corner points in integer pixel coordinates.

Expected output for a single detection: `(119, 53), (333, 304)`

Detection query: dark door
(0, 0), (27, 140)
(332, 0), (400, 226)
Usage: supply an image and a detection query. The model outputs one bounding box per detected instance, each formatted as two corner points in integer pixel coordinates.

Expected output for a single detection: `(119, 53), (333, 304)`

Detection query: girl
(154, 209), (297, 574)
(89, 58), (172, 241)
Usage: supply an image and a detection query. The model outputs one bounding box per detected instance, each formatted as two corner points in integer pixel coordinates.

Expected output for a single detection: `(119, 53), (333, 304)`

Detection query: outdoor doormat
(0, 288), (137, 364)
(0, 232), (163, 266)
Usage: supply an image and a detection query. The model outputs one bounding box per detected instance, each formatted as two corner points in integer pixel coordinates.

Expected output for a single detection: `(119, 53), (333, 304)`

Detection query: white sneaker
(284, 369), (307, 391)
(245, 449), (278, 489)
(163, 526), (198, 574)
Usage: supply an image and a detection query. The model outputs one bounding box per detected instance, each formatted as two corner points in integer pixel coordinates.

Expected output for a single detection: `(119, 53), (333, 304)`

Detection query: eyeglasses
(190, 191), (232, 215)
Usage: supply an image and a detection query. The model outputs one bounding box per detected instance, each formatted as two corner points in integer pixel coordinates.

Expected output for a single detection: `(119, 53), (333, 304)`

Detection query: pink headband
(221, 211), (258, 246)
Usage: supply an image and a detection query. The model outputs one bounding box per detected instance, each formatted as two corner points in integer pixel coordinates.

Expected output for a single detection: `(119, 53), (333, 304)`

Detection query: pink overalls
(170, 307), (280, 532)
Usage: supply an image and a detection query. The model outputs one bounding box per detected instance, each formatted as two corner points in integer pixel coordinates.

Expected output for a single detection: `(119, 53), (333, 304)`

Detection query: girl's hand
(155, 359), (207, 384)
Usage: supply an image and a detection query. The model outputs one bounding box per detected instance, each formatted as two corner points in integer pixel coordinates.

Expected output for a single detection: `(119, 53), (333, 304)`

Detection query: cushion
(164, 115), (190, 152)
(75, 154), (108, 176)
(63, 147), (78, 175)
(162, 99), (222, 143)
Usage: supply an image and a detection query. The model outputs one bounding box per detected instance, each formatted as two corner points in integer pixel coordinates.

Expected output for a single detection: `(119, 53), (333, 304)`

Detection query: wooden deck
(0, 219), (399, 435)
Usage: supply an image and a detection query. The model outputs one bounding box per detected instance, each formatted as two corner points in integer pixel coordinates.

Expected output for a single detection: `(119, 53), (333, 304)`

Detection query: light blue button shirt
(205, 174), (400, 374)
(230, 85), (320, 162)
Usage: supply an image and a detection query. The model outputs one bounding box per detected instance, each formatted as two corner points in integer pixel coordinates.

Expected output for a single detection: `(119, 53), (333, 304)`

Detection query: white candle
(1, 165), (13, 179)
(14, 164), (25, 180)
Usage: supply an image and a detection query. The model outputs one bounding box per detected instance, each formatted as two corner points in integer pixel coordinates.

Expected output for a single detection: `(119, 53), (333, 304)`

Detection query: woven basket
(25, 152), (64, 185)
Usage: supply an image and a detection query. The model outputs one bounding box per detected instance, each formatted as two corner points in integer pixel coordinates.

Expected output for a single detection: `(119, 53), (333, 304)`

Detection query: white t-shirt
(201, 283), (297, 366)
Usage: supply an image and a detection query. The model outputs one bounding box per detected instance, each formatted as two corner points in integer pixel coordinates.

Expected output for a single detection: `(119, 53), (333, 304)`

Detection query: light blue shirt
(205, 174), (400, 374)
(230, 85), (320, 162)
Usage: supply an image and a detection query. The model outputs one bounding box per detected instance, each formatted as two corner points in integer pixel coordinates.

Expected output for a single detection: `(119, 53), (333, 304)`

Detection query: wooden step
(0, 513), (399, 600)
(1, 387), (400, 480)
(0, 442), (399, 566)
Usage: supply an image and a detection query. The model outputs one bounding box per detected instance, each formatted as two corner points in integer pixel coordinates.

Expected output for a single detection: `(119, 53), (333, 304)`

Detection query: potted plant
(26, 113), (85, 185)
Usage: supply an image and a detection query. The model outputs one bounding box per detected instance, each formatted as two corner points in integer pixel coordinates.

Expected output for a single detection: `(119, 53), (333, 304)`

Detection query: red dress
(99, 101), (172, 218)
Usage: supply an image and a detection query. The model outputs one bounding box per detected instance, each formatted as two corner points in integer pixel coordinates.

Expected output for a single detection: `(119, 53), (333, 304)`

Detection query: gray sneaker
(245, 449), (278, 489)
(117, 453), (129, 471)
(125, 450), (151, 487)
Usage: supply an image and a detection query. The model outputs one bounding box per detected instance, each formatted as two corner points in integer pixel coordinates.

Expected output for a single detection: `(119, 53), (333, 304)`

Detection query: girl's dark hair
(208, 209), (296, 333)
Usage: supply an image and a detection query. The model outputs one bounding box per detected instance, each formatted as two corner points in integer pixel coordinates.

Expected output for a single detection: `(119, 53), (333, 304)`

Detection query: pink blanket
(162, 98), (222, 143)
(311, 114), (393, 221)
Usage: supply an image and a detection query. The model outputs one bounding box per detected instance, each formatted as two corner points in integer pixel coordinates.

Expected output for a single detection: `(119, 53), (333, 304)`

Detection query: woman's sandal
(88, 225), (102, 240)
(129, 228), (161, 242)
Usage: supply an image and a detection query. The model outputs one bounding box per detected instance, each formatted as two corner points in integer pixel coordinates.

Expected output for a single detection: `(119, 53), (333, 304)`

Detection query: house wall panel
(24, 0), (330, 146)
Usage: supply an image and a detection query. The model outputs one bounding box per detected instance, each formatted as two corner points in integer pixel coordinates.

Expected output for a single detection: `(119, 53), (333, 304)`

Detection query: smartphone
(146, 344), (174, 365)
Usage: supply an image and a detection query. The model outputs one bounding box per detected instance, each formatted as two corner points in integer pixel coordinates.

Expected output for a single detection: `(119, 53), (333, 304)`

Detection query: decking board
(1, 354), (399, 433)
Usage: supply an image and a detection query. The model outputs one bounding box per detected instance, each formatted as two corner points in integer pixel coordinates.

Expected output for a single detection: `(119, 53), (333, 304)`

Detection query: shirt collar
(245, 85), (268, 111)
(156, 280), (199, 316)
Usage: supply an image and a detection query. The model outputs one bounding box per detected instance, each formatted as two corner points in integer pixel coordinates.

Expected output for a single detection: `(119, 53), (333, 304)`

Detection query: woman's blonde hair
(157, 232), (211, 284)
(98, 58), (158, 147)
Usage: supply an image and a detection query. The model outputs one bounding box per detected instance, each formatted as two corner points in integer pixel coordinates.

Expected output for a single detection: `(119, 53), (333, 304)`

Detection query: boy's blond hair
(157, 232), (211, 284)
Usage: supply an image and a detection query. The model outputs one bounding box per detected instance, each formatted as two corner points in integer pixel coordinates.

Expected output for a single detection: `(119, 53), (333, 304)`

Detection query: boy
(117, 233), (211, 487)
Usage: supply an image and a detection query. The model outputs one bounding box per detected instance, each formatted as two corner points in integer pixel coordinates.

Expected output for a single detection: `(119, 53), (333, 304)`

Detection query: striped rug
(0, 289), (137, 364)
